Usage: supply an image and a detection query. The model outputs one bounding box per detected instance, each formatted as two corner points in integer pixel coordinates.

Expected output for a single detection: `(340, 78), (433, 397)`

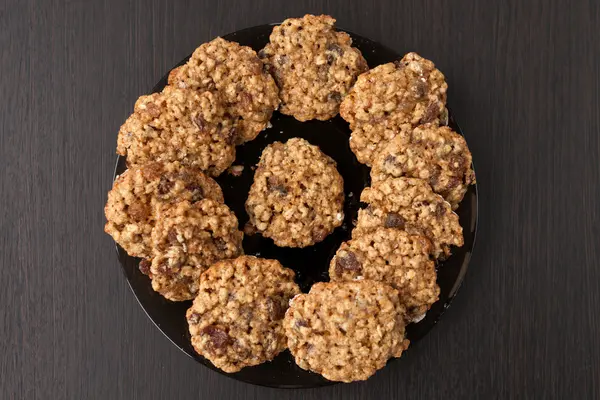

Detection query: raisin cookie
(148, 199), (243, 301)
(330, 228), (439, 321)
(260, 14), (368, 121)
(284, 280), (409, 382)
(245, 138), (344, 247)
(340, 52), (448, 165)
(116, 86), (236, 176)
(187, 256), (300, 373)
(168, 37), (280, 144)
(355, 177), (463, 259)
(371, 124), (475, 209)
(104, 161), (224, 258)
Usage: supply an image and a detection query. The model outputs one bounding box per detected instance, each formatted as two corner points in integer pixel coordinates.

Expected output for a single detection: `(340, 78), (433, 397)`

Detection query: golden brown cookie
(330, 228), (439, 321)
(371, 123), (475, 209)
(187, 256), (300, 372)
(260, 14), (368, 121)
(148, 199), (243, 301)
(104, 161), (223, 258)
(284, 280), (409, 382)
(355, 177), (463, 259)
(245, 138), (344, 247)
(116, 86), (236, 176)
(340, 53), (448, 165)
(168, 38), (280, 144)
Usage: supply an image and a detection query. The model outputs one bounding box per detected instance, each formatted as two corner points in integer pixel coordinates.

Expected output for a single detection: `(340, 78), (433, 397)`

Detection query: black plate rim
(111, 23), (479, 388)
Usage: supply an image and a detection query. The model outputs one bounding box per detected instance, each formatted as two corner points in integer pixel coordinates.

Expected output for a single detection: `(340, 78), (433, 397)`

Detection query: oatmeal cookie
(168, 37), (280, 144)
(330, 228), (439, 321)
(371, 124), (475, 209)
(355, 177), (463, 259)
(116, 86), (236, 176)
(245, 138), (344, 247)
(340, 52), (448, 165)
(104, 161), (224, 258)
(284, 280), (409, 382)
(260, 14), (368, 121)
(148, 199), (243, 301)
(186, 256), (300, 373)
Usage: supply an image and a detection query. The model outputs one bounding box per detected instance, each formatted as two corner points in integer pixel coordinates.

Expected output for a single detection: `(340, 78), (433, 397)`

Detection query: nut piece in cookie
(284, 280), (409, 382)
(340, 52), (448, 165)
(330, 228), (439, 321)
(168, 37), (280, 144)
(104, 161), (224, 258)
(260, 14), (368, 121)
(116, 86), (236, 176)
(245, 138), (345, 248)
(148, 199), (243, 301)
(186, 256), (300, 373)
(371, 123), (475, 209)
(355, 177), (462, 259)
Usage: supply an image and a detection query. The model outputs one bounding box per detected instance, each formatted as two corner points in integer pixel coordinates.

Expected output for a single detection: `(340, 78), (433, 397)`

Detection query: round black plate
(113, 24), (478, 388)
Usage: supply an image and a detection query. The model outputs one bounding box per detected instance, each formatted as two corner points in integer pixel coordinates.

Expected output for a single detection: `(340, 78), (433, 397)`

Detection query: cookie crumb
(412, 313), (427, 323)
(228, 165), (244, 177)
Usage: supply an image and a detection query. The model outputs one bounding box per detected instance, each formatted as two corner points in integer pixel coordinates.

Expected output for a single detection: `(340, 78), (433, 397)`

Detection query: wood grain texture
(1, 0), (599, 398)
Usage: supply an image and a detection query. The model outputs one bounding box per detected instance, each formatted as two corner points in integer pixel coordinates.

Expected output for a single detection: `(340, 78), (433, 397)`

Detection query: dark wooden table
(2, 0), (599, 399)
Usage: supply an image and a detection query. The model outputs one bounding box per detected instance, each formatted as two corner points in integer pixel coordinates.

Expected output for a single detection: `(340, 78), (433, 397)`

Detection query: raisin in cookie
(104, 161), (224, 258)
(371, 124), (475, 209)
(148, 199), (243, 301)
(330, 228), (439, 321)
(186, 256), (300, 373)
(168, 37), (280, 144)
(340, 52), (448, 165)
(355, 177), (462, 259)
(245, 138), (344, 248)
(117, 86), (236, 176)
(260, 14), (368, 121)
(284, 280), (409, 382)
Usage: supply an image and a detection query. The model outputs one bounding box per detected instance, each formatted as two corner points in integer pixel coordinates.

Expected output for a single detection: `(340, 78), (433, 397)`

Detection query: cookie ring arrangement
(106, 15), (478, 387)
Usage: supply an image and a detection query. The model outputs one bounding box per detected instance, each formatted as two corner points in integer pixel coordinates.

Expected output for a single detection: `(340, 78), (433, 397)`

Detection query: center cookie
(245, 138), (345, 248)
